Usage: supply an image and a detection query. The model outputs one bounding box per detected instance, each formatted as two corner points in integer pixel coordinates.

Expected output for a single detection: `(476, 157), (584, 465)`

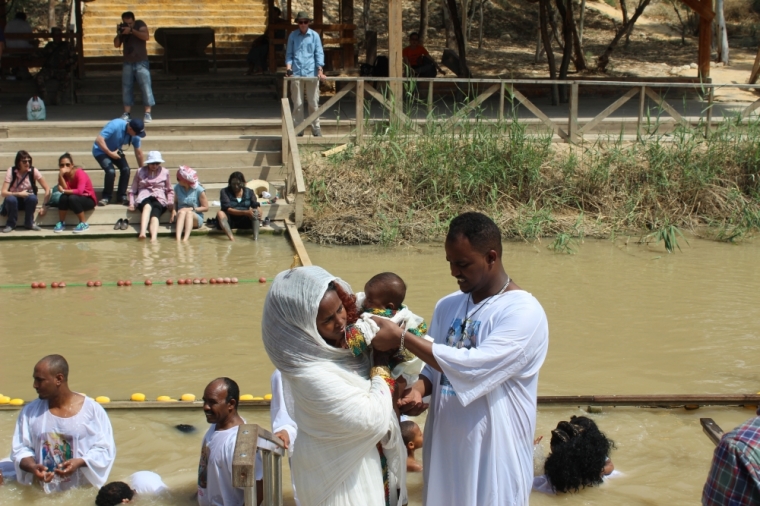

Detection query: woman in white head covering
(262, 266), (407, 506)
(127, 150), (174, 242)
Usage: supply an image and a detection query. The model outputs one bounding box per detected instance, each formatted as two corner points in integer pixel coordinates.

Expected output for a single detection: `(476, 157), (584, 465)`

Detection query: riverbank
(303, 117), (760, 249)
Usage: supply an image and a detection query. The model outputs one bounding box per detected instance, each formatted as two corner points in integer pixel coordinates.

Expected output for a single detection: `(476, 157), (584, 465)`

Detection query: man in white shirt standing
(11, 354), (116, 494)
(198, 377), (262, 506)
(372, 211), (549, 506)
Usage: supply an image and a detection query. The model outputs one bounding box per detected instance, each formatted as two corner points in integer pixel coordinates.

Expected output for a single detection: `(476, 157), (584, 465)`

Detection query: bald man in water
(11, 354), (115, 493)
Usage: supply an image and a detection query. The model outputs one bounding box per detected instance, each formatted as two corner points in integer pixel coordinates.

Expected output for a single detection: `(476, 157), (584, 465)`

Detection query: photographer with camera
(92, 118), (146, 206)
(114, 11), (154, 123)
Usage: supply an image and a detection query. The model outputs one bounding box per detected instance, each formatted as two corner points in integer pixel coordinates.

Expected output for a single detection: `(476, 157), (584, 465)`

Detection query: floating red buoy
(223, 277), (231, 284)
(193, 278), (200, 284)
(51, 282), (59, 289)
(209, 278), (217, 285)
(231, 277), (238, 284)
(87, 281), (94, 287)
(166, 279), (173, 285)
(38, 282), (46, 289)
(31, 282), (39, 289)
(177, 279), (185, 285)
(94, 281), (102, 287)
(58, 282), (66, 288)
(200, 278), (208, 284)
(259, 277), (267, 283)
(145, 279), (152, 286)
(117, 280), (125, 287)
(125, 280), (132, 286)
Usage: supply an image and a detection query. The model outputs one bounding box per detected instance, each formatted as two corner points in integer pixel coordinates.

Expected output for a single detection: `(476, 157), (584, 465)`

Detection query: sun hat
(295, 11), (311, 21)
(128, 118), (146, 138)
(144, 151), (164, 165)
(177, 165), (198, 188)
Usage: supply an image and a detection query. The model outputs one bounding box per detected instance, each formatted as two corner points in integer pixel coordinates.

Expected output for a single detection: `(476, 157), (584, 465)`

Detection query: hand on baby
(369, 316), (403, 352)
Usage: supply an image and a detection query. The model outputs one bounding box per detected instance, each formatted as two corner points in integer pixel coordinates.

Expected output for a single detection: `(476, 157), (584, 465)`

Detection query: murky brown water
(1, 236), (759, 504)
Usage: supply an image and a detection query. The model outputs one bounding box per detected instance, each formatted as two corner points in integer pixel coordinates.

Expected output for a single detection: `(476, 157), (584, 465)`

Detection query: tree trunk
(556, 0), (573, 102)
(49, 0), (57, 28)
(553, 0), (586, 71)
(716, 0), (729, 64)
(478, 0), (484, 49)
(540, 0), (559, 105)
(460, 0), (468, 52)
(363, 0), (371, 34)
(443, 1), (457, 50)
(419, 0), (430, 44)
(446, 0), (471, 76)
(579, 0), (586, 45)
(597, 0), (651, 72)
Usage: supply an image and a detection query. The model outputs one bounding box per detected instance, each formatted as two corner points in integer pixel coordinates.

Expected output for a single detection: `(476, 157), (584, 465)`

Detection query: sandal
(120, 218), (129, 231)
(114, 219), (123, 230)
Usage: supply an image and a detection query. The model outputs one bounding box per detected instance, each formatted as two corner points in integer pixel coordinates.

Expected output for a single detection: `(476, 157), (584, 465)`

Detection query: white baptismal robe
(197, 420), (265, 506)
(11, 396), (115, 493)
(421, 290), (549, 506)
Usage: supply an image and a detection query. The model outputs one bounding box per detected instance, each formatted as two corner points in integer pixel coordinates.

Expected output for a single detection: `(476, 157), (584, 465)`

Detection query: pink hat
(177, 165), (198, 188)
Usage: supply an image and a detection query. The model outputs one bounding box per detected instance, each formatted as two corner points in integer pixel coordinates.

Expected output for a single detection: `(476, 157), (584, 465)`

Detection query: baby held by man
(346, 272), (433, 384)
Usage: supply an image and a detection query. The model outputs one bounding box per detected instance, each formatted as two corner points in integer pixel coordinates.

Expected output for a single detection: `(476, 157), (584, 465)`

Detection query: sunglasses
(297, 20), (309, 24)
(59, 162), (72, 168)
(148, 162), (161, 165)
(20, 158), (31, 163)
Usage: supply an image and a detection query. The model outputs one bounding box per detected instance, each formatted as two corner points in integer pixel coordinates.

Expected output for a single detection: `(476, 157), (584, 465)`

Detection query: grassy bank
(302, 113), (760, 251)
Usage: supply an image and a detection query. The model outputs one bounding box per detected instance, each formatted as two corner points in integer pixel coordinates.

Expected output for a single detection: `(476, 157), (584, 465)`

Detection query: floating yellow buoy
(9, 398), (24, 406)
(156, 395), (171, 402)
(95, 396), (111, 404)
(0, 396), (10, 404)
(239, 394), (254, 401)
(252, 396), (265, 401)
(131, 393), (146, 402)
(180, 394), (196, 402)
(264, 394), (273, 401)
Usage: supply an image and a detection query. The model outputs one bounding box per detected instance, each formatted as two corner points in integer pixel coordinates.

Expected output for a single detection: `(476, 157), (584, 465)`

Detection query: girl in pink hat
(171, 165), (208, 241)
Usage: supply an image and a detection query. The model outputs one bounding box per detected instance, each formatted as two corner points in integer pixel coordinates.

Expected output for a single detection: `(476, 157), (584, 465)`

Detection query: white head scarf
(262, 266), (406, 506)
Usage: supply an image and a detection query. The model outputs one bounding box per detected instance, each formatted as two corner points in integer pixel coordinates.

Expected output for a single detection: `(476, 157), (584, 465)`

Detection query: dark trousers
(3, 194), (38, 229)
(58, 194), (95, 214)
(412, 56), (437, 78)
(94, 153), (130, 202)
(246, 43), (269, 71)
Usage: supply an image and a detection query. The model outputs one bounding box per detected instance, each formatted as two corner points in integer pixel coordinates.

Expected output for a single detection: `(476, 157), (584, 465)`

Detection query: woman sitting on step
(1, 150), (51, 233)
(216, 171), (261, 241)
(128, 151), (174, 242)
(171, 165), (208, 242)
(54, 153), (97, 234)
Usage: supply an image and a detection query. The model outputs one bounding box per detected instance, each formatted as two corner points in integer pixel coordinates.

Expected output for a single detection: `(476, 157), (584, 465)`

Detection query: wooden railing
(282, 76), (760, 143)
(232, 424), (286, 506)
(281, 98), (306, 227)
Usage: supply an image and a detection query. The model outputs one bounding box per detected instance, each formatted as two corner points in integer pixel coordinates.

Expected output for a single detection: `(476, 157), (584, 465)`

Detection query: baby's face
(363, 285), (391, 310)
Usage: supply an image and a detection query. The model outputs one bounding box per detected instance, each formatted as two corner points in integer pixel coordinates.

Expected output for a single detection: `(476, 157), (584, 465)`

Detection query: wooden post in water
(700, 418), (724, 446)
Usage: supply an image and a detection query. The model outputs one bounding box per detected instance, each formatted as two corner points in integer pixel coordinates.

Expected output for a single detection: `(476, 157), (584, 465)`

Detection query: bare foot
(150, 237), (157, 243)
(138, 233), (146, 240)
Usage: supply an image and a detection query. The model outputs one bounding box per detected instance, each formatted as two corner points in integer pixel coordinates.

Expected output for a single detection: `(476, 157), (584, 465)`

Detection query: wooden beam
(579, 87), (639, 135)
(645, 87), (687, 126)
(75, 0), (85, 78)
(293, 81), (355, 135)
(388, 0), (403, 110)
(700, 418), (724, 446)
(750, 46), (760, 84)
(444, 84), (499, 127)
(538, 394), (760, 406)
(698, 16), (711, 79)
(232, 424), (259, 491)
(314, 0), (323, 24)
(286, 221), (312, 264)
(356, 79), (364, 143)
(507, 85), (568, 140)
(739, 98), (760, 120)
(364, 83), (422, 132)
(679, 0), (714, 21)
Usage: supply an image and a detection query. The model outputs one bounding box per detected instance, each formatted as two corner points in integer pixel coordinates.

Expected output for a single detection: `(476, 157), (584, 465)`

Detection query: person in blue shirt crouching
(92, 118), (146, 206)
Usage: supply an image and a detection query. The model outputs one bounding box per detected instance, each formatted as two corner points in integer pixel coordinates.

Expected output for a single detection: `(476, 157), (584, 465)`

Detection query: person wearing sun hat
(171, 165), (208, 242)
(127, 150), (174, 242)
(92, 117), (146, 206)
(285, 11), (325, 137)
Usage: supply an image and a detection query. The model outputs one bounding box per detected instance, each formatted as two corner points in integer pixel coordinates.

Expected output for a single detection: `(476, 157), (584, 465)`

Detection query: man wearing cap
(285, 12), (325, 137)
(92, 118), (146, 207)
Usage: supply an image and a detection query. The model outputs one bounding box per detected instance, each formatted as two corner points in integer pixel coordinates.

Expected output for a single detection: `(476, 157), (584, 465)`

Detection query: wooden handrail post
(498, 82), (505, 122)
(232, 425), (259, 506)
(705, 86), (714, 138)
(568, 82), (578, 143)
(637, 85), (646, 141)
(427, 81), (434, 116)
(356, 79), (364, 144)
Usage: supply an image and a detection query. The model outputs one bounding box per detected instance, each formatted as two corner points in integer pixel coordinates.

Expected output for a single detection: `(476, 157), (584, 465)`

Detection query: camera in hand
(117, 22), (129, 36)
(116, 148), (125, 158)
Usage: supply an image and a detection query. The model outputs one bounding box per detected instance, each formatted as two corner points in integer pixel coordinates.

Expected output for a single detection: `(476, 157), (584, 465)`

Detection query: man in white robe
(197, 377), (263, 506)
(11, 354), (115, 494)
(372, 212), (549, 506)
(270, 369), (301, 506)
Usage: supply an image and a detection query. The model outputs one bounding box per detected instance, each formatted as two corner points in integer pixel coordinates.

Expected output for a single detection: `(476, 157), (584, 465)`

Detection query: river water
(0, 236), (758, 504)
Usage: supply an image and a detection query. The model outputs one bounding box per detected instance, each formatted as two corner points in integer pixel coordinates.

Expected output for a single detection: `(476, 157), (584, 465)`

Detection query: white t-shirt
(420, 289), (549, 506)
(197, 421), (263, 506)
(11, 396), (116, 493)
(130, 470), (169, 494)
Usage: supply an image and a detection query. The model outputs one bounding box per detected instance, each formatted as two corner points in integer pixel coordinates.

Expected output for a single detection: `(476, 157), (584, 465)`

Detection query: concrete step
(0, 135), (283, 153)
(0, 119), (288, 138)
(76, 88), (278, 104)
(0, 200), (291, 227)
(35, 166), (287, 187)
(0, 220), (286, 239)
(84, 17), (268, 29)
(0, 150), (283, 168)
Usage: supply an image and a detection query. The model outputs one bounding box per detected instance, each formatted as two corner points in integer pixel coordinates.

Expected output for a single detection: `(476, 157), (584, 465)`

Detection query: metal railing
(232, 424), (286, 506)
(282, 76), (760, 143)
(281, 98), (306, 227)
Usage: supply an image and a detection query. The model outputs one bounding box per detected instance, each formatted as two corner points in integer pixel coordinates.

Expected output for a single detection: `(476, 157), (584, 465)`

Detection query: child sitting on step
(345, 272), (432, 383)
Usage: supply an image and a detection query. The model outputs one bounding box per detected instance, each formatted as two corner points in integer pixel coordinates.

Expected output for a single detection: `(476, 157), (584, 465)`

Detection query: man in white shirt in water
(197, 377), (262, 506)
(11, 354), (116, 493)
(372, 212), (549, 506)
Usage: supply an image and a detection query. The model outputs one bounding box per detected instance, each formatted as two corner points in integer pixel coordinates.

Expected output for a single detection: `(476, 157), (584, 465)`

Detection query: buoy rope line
(0, 393), (274, 406)
(0, 277), (273, 289)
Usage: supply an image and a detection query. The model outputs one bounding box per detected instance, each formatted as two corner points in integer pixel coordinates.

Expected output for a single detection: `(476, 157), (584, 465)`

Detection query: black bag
(372, 56), (389, 77)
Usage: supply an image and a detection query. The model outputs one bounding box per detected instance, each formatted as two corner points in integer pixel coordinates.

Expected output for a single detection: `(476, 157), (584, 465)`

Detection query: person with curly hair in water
(532, 415), (616, 494)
